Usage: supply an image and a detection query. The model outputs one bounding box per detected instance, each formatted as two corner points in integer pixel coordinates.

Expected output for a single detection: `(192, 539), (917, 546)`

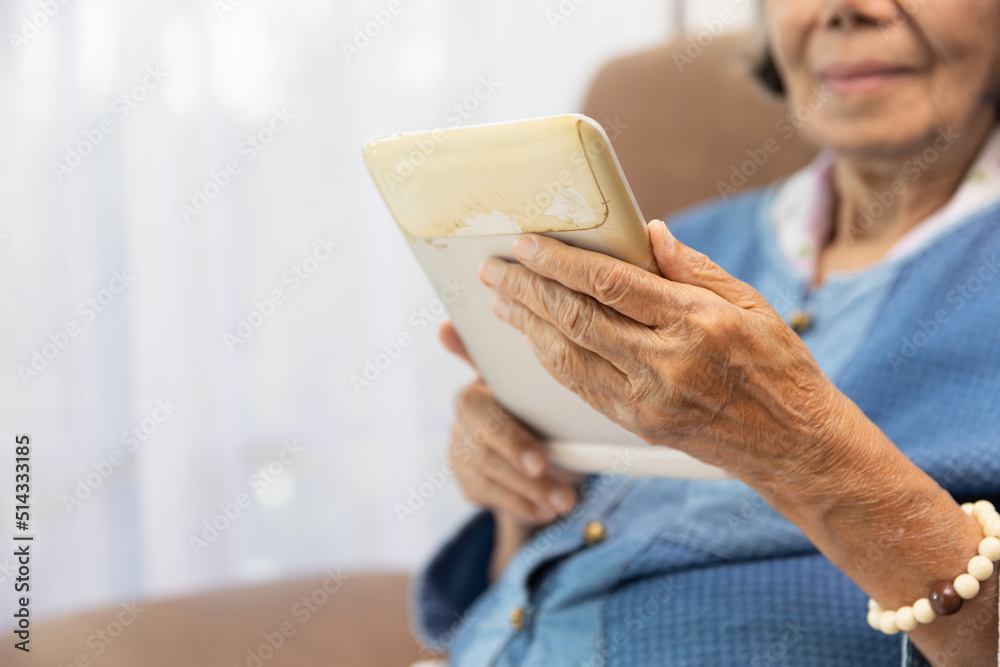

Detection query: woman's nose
(818, 0), (903, 29)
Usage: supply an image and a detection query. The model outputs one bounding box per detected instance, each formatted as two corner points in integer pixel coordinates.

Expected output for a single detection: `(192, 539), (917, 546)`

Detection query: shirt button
(583, 520), (606, 545)
(789, 310), (812, 335)
(510, 607), (525, 630)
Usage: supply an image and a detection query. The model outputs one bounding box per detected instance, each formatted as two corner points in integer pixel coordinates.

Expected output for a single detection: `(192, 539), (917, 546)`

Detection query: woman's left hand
(478, 219), (848, 486)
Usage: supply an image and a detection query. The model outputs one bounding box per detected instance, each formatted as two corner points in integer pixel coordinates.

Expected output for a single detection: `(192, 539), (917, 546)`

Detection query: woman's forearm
(755, 390), (998, 667)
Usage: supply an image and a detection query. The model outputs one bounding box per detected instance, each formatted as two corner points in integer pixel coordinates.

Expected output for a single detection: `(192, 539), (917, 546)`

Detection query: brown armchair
(582, 31), (815, 219)
(5, 32), (817, 667)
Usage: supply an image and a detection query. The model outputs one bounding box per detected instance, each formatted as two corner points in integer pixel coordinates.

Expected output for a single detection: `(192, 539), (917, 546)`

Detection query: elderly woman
(412, 1), (1000, 665)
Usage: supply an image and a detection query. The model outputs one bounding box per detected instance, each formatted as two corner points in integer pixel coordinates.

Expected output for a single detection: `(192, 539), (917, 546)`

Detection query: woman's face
(765, 0), (1000, 159)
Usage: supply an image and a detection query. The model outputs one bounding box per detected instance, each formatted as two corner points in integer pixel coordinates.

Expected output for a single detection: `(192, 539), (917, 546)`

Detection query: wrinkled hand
(477, 220), (843, 484)
(440, 321), (583, 525)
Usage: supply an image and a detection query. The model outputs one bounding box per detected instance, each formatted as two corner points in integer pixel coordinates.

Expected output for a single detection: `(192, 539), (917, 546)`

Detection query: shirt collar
(770, 124), (1000, 284)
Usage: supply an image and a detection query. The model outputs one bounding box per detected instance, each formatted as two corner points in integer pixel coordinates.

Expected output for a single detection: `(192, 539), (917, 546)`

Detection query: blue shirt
(411, 183), (1000, 666)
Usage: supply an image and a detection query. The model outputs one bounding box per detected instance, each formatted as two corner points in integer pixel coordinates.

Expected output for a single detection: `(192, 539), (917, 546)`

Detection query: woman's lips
(819, 62), (915, 95)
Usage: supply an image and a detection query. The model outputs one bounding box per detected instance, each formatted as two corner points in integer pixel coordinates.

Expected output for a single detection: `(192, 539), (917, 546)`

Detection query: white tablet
(363, 114), (726, 479)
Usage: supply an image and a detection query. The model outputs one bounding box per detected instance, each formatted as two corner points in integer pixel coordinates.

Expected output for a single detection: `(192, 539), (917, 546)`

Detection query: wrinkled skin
(477, 222), (840, 486)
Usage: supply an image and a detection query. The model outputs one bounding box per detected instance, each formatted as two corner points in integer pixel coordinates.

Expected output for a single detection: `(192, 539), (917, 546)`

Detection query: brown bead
(929, 581), (964, 616)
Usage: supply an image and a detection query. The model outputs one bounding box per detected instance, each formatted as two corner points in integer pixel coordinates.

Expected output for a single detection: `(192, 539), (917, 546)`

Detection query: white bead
(973, 500), (996, 520)
(954, 573), (981, 600)
(896, 605), (918, 632)
(969, 555), (995, 581)
(913, 598), (937, 624)
(978, 509), (1000, 528)
(861, 499), (1000, 634)
(879, 610), (900, 635)
(979, 536), (1000, 561)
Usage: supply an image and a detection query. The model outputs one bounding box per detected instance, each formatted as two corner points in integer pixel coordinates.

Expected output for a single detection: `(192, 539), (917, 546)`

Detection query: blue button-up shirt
(411, 177), (1000, 666)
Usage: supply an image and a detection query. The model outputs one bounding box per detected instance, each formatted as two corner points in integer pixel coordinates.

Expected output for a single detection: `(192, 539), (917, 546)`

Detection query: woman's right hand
(440, 321), (581, 526)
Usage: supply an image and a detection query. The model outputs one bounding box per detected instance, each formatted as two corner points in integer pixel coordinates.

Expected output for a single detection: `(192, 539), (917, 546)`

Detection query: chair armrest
(4, 573), (440, 667)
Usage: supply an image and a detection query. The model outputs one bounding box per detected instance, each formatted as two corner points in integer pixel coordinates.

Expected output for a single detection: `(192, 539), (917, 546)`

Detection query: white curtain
(0, 0), (753, 619)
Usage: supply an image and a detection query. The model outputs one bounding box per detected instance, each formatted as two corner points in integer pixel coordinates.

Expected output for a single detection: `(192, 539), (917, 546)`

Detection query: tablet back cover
(364, 115), (727, 479)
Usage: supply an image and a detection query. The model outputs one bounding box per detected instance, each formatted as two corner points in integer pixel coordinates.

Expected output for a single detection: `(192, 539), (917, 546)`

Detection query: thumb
(648, 219), (763, 310)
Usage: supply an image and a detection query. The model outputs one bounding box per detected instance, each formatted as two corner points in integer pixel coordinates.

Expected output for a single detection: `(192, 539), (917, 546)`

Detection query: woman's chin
(803, 115), (944, 162)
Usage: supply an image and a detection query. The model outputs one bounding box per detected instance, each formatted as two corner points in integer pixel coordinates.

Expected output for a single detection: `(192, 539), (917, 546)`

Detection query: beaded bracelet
(867, 500), (1000, 635)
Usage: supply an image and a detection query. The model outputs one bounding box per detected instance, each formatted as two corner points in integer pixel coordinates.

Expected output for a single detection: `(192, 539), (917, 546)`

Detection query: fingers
(452, 464), (549, 524)
(476, 447), (576, 519)
(438, 320), (477, 369)
(455, 382), (548, 478)
(451, 382), (578, 521)
(451, 431), (577, 521)
(493, 296), (631, 402)
(481, 257), (654, 369)
(648, 219), (765, 310)
(493, 233), (691, 326)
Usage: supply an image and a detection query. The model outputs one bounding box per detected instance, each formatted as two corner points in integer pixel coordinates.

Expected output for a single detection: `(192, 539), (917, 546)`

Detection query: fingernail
(521, 450), (545, 477)
(522, 334), (537, 352)
(479, 259), (505, 287)
(549, 488), (575, 513)
(492, 296), (512, 321)
(512, 235), (538, 261)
